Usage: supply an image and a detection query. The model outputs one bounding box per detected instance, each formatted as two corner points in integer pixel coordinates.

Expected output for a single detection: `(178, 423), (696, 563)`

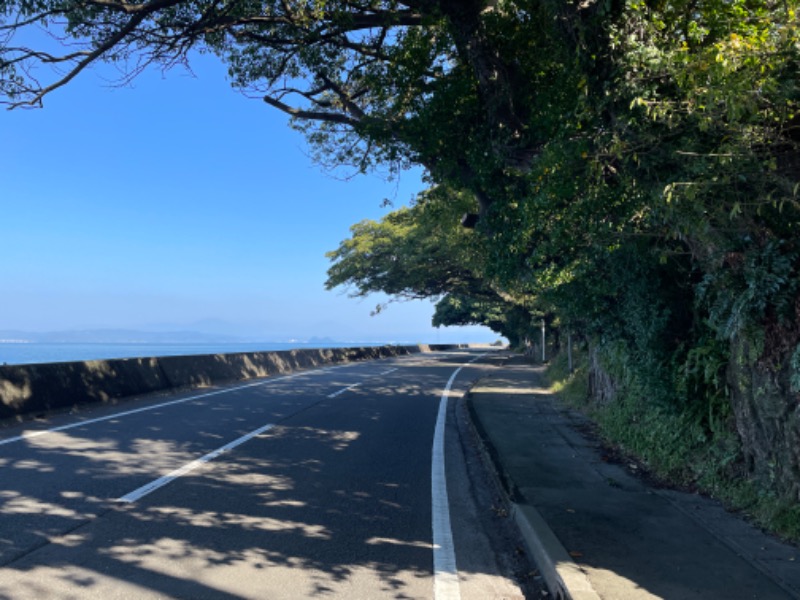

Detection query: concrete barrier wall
(0, 344), (481, 421)
(0, 357), (171, 420)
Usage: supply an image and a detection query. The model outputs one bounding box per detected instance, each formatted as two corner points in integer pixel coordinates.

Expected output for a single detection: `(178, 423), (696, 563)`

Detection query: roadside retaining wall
(0, 343), (478, 421)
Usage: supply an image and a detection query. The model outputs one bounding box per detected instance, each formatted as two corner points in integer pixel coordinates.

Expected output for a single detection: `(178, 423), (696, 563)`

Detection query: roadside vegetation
(3, 0), (800, 539)
(545, 347), (800, 542)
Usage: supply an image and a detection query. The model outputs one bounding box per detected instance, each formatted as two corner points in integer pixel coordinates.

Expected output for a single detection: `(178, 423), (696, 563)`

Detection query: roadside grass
(542, 348), (800, 544)
(545, 349), (589, 409)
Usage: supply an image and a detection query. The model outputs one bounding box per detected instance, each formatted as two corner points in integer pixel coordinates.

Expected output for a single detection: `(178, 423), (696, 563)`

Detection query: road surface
(0, 349), (537, 599)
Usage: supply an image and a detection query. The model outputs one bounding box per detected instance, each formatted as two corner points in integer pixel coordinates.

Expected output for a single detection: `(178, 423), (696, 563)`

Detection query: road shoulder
(465, 354), (800, 600)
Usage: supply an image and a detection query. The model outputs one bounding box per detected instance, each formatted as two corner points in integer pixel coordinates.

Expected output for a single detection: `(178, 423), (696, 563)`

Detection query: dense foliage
(324, 185), (540, 345)
(4, 0), (800, 520)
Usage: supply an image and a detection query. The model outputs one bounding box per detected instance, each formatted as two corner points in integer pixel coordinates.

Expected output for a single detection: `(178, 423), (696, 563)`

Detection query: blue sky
(1, 53), (497, 343)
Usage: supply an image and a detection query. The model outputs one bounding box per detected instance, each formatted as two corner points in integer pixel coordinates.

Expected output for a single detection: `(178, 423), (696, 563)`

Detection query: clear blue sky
(1, 53), (497, 343)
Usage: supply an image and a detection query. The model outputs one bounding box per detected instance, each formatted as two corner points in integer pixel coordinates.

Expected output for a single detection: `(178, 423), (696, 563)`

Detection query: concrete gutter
(464, 377), (599, 600)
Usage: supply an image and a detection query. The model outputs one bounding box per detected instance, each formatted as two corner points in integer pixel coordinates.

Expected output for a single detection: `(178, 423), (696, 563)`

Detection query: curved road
(0, 349), (535, 599)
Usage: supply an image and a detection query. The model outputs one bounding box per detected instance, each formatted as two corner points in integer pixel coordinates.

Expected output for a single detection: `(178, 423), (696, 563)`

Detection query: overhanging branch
(263, 94), (361, 126)
(3, 0), (185, 108)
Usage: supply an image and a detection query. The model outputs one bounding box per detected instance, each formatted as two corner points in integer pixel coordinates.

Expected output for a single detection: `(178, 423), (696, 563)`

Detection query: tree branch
(3, 0), (185, 108)
(263, 93), (361, 126)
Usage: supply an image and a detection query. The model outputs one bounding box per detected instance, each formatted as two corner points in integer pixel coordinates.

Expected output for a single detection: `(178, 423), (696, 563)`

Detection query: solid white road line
(432, 365), (463, 600)
(117, 422), (275, 503)
(0, 372), (306, 447)
(432, 353), (486, 600)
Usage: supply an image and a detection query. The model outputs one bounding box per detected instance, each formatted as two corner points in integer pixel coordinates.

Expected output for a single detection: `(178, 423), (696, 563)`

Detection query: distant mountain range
(0, 326), (496, 346)
(0, 329), (271, 344)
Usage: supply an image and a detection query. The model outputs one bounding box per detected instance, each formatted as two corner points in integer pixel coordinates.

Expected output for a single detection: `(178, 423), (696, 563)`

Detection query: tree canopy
(1, 1), (582, 212)
(325, 184), (539, 343)
(325, 186), (484, 303)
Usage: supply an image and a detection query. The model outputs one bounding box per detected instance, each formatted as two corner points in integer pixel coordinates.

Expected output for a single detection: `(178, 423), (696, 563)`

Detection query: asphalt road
(0, 349), (537, 599)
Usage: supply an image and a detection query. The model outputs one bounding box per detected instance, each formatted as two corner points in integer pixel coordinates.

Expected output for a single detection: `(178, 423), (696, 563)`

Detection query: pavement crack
(0, 502), (119, 568)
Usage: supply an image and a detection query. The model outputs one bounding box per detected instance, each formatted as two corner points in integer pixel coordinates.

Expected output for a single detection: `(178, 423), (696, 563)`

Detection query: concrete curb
(512, 504), (601, 600)
(464, 378), (602, 600)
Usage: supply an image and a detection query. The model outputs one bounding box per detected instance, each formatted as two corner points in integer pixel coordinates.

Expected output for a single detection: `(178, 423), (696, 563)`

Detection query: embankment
(0, 344), (477, 421)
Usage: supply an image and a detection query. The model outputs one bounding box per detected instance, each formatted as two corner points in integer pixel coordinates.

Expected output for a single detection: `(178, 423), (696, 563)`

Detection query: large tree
(0, 0), (598, 215)
(325, 184), (538, 343)
(326, 186), (484, 303)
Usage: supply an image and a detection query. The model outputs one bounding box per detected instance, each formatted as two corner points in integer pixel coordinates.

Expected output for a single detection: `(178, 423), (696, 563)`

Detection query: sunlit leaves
(325, 184), (486, 301)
